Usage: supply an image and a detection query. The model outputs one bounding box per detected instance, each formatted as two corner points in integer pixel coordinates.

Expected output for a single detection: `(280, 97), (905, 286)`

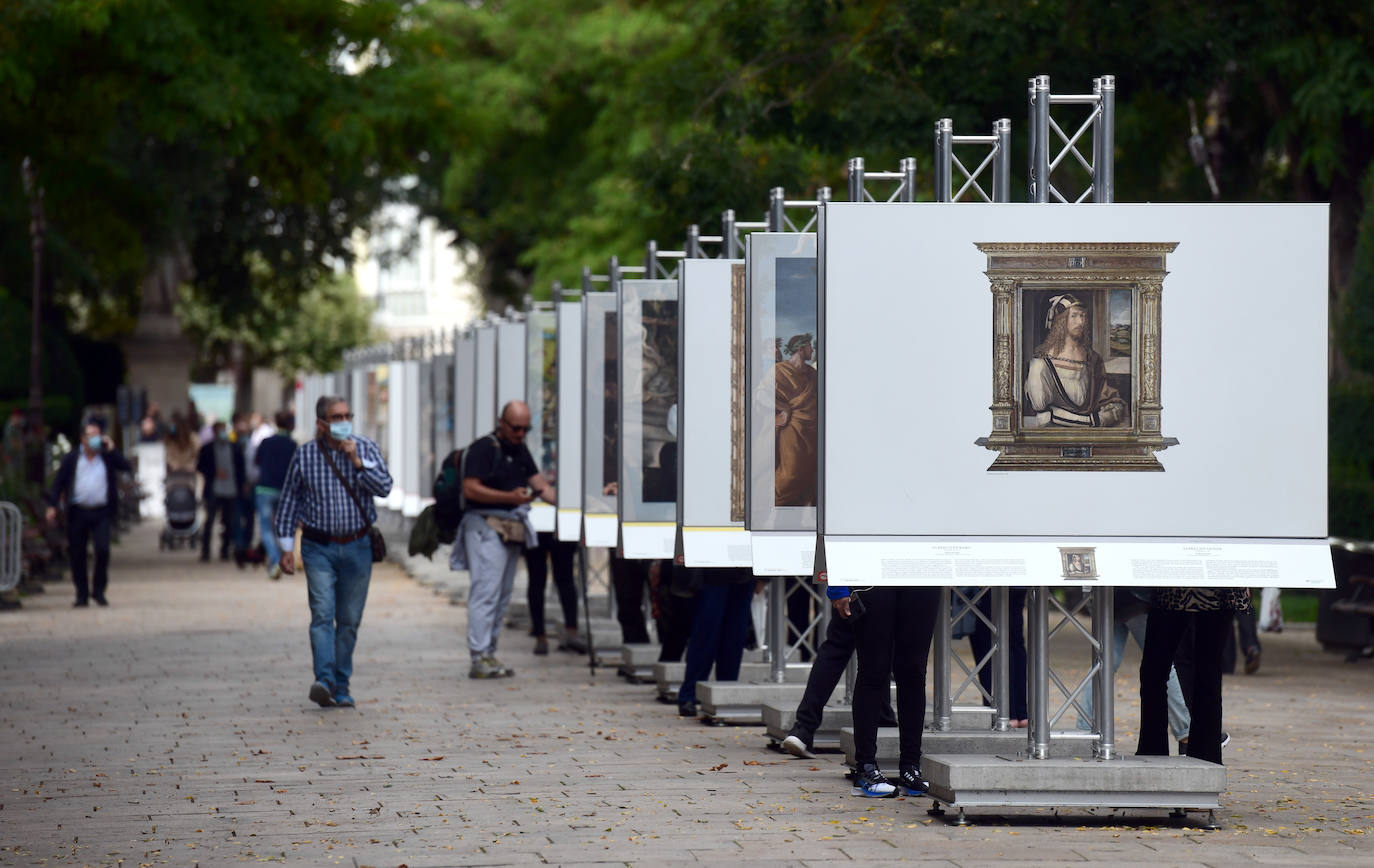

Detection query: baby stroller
(159, 470), (202, 550)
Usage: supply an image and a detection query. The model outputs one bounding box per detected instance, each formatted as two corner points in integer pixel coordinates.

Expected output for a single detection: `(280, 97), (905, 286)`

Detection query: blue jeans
(301, 537), (373, 695)
(255, 489), (282, 569)
(677, 580), (754, 707)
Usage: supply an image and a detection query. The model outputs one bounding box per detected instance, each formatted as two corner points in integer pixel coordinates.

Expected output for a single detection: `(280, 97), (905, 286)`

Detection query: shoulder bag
(320, 443), (387, 563)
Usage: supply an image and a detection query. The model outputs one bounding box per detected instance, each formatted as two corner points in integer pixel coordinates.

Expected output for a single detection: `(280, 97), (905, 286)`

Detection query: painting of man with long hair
(1023, 293), (1127, 429)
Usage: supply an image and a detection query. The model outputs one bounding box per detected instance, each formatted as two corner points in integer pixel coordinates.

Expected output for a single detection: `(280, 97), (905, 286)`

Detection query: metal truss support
(722, 209), (769, 259)
(767, 186), (832, 233)
(644, 239), (688, 280)
(1028, 74), (1115, 204)
(847, 156), (918, 204)
(934, 118), (1011, 203)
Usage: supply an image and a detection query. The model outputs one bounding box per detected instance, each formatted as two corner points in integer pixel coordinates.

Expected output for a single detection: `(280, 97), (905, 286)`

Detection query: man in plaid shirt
(276, 395), (393, 709)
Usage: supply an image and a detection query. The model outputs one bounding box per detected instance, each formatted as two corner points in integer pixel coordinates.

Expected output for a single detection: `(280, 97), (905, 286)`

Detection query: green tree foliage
(0, 290), (83, 431)
(0, 0), (421, 341)
(176, 265), (379, 380)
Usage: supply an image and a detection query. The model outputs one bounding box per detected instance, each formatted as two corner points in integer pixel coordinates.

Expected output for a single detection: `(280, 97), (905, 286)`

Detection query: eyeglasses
(325, 413), (354, 422)
(502, 421), (531, 433)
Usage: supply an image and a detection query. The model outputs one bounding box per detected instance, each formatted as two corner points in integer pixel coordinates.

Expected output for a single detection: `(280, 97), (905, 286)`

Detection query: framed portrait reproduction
(554, 299), (583, 541)
(581, 292), (618, 529)
(747, 233), (819, 532)
(617, 280), (679, 522)
(974, 242), (1179, 471)
(525, 308), (557, 533)
(1059, 546), (1099, 580)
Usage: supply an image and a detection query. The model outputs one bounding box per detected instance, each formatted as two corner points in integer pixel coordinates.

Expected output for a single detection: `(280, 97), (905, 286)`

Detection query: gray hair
(315, 395), (348, 420)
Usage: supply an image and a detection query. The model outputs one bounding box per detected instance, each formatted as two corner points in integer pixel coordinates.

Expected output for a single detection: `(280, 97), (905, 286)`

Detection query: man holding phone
(454, 401), (555, 679)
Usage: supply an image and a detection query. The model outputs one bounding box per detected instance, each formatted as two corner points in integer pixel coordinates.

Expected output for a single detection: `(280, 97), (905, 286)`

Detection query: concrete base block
(840, 726), (1096, 765)
(656, 662), (809, 703)
(618, 644), (661, 681)
(923, 754), (1225, 816)
(697, 678), (836, 724)
(762, 703), (851, 750)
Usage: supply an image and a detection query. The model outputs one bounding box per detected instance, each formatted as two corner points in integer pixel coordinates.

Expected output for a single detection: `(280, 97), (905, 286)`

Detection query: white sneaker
(782, 734), (815, 759)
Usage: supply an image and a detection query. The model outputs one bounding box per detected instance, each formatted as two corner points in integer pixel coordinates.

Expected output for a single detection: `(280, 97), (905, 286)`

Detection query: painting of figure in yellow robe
(773, 333), (818, 506)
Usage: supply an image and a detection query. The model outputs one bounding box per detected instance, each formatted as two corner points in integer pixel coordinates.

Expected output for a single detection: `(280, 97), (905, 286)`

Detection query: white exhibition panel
(751, 532), (816, 577)
(495, 320), (527, 414)
(683, 527), (753, 568)
(679, 258), (751, 568)
(401, 359), (422, 517)
(474, 325), (497, 435)
(350, 369), (366, 437)
(822, 536), (1335, 589)
(622, 523), (676, 559)
(582, 292), (618, 547)
(454, 332), (476, 449)
(818, 202), (1332, 588)
(618, 279), (677, 563)
(822, 203), (1327, 538)
(385, 362), (406, 511)
(555, 301), (583, 541)
(527, 310), (557, 534)
(584, 513), (618, 549)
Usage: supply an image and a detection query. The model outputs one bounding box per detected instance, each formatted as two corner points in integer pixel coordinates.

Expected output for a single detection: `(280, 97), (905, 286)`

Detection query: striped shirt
(275, 435), (392, 551)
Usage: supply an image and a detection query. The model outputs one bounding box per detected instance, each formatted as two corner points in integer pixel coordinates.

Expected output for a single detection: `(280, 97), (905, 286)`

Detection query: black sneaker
(1219, 731), (1231, 749)
(851, 763), (896, 798)
(898, 764), (929, 797)
(678, 702), (699, 718)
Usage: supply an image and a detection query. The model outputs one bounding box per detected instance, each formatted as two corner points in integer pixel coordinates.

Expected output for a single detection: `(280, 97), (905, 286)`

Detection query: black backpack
(433, 449), (465, 544)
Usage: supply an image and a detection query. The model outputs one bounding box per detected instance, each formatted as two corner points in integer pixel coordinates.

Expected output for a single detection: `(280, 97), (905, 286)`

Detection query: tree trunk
(21, 157), (46, 487)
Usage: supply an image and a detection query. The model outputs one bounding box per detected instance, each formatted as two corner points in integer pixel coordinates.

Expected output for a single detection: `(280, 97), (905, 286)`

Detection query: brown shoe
(1244, 646), (1261, 675)
(534, 636), (549, 656)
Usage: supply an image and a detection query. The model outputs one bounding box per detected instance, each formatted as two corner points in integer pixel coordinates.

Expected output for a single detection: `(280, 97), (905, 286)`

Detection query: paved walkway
(2, 521), (1372, 867)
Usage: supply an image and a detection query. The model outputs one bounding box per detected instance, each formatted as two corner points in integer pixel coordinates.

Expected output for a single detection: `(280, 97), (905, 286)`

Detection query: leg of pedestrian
(300, 539), (339, 707)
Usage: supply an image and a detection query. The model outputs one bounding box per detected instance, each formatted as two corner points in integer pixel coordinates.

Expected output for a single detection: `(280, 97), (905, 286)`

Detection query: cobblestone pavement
(2, 521), (1372, 867)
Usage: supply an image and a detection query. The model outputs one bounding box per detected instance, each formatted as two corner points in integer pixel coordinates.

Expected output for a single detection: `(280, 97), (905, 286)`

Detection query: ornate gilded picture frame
(974, 242), (1179, 471)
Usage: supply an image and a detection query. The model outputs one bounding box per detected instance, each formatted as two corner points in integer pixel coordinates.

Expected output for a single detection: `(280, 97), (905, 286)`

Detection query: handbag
(319, 442), (387, 563)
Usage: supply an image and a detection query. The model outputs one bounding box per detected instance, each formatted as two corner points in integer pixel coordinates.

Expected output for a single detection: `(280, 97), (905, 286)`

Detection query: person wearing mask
(274, 395), (392, 708)
(197, 421), (246, 562)
(46, 418), (132, 607)
(253, 410), (298, 580)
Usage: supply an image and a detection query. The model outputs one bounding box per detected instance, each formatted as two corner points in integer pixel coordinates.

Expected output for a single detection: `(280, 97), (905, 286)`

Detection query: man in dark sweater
(46, 417), (132, 607)
(197, 421), (247, 562)
(253, 410), (298, 579)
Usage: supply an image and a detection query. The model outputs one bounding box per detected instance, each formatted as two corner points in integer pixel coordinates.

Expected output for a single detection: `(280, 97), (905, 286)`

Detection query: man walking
(197, 421), (246, 562)
(46, 417), (132, 607)
(252, 410), (297, 580)
(275, 396), (392, 708)
(453, 400), (554, 679)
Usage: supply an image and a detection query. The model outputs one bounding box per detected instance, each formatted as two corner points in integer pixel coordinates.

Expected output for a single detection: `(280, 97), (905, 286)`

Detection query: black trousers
(1221, 606), (1262, 673)
(67, 506), (113, 603)
(610, 555), (653, 644)
(792, 604), (896, 742)
(524, 532), (578, 637)
(655, 562), (699, 662)
(1138, 607), (1232, 765)
(852, 586), (940, 769)
(968, 587), (1028, 720)
(201, 495), (238, 558)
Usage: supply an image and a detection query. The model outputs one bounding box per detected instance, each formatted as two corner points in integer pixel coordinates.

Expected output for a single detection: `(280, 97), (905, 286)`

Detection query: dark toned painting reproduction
(974, 242), (1179, 471)
(640, 300), (678, 503)
(730, 263), (746, 522)
(602, 309), (618, 492)
(770, 257), (819, 506)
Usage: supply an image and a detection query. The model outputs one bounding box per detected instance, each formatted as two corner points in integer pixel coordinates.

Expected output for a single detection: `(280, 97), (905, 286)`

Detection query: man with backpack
(450, 401), (555, 678)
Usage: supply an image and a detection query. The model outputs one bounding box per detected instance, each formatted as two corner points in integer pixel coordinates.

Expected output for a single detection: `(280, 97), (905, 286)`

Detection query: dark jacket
(197, 439), (247, 498)
(48, 447), (133, 514)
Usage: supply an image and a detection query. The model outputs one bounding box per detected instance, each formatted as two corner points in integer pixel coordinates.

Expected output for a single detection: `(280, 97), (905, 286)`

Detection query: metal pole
(1098, 75), (1116, 203)
(686, 224), (701, 259)
(768, 187), (785, 232)
(722, 209), (738, 258)
(847, 157), (864, 203)
(993, 586), (1011, 731)
(900, 156), (918, 203)
(933, 589), (952, 730)
(644, 240), (657, 277)
(579, 544), (596, 676)
(1031, 75), (1051, 203)
(769, 578), (786, 683)
(1029, 586), (1050, 758)
(993, 119), (1012, 203)
(934, 118), (953, 202)
(1095, 586), (1116, 759)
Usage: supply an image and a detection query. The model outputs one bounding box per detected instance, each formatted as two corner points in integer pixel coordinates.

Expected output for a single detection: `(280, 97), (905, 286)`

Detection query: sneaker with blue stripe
(851, 763), (896, 798)
(898, 764), (929, 797)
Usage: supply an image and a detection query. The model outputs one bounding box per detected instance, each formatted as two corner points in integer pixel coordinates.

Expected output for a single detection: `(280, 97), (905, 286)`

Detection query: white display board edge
(556, 507), (583, 542)
(820, 536), (1335, 589)
(751, 532), (816, 577)
(622, 523), (675, 559)
(584, 513), (619, 549)
(683, 527), (753, 568)
(530, 503), (556, 533)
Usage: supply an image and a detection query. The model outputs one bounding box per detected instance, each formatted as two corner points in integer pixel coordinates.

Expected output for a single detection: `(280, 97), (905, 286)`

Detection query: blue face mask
(329, 421), (353, 441)
(87, 434), (103, 451)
